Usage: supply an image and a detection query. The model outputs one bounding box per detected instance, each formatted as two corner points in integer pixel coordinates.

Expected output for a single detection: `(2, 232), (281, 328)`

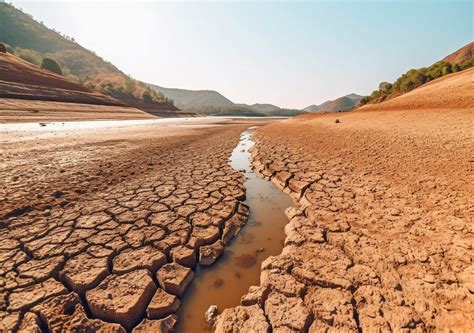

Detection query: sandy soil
(216, 108), (474, 332)
(0, 118), (271, 331)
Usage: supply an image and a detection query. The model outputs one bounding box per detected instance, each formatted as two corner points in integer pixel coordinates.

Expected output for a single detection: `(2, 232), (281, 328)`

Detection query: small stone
(205, 305), (219, 325)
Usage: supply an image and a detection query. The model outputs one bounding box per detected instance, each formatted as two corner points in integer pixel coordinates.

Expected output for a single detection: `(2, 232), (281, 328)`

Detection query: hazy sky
(11, 1), (473, 109)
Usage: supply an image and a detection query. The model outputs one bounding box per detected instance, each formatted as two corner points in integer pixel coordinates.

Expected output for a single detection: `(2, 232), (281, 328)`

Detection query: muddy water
(176, 128), (293, 332)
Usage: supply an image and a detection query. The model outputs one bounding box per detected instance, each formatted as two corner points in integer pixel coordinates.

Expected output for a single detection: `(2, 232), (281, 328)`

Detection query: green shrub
(40, 57), (63, 75)
(15, 47), (41, 65)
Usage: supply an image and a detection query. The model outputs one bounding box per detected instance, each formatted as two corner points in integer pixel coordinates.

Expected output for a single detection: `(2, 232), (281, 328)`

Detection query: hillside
(360, 42), (473, 108)
(443, 42), (473, 64)
(358, 67), (474, 111)
(148, 84), (233, 109)
(0, 52), (124, 106)
(249, 103), (281, 112)
(304, 93), (364, 113)
(0, 3), (178, 113)
(0, 51), (155, 122)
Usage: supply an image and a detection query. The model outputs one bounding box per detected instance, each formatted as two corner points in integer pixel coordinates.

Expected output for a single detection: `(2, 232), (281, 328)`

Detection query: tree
(143, 91), (153, 103)
(378, 82), (392, 94)
(124, 78), (136, 95)
(15, 48), (41, 65)
(41, 57), (63, 75)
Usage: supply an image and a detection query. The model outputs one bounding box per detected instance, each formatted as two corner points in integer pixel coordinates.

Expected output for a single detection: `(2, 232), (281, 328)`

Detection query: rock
(170, 245), (197, 268)
(86, 269), (156, 330)
(215, 304), (270, 333)
(113, 245), (167, 274)
(133, 315), (177, 333)
(335, 119), (340, 123)
(156, 263), (194, 297)
(147, 288), (180, 319)
(199, 240), (224, 266)
(205, 305), (219, 325)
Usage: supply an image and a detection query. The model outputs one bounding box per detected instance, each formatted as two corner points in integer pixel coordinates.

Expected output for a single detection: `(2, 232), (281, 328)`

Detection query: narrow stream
(176, 127), (294, 332)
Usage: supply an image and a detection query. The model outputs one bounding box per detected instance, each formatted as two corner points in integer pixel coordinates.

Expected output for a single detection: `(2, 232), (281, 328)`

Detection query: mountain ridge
(303, 93), (364, 113)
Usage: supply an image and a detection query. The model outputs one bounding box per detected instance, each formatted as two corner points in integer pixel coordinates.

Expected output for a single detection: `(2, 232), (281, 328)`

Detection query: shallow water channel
(176, 127), (294, 332)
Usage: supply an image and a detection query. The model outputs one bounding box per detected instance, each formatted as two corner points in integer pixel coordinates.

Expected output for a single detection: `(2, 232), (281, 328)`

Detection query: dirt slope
(443, 42), (474, 64)
(358, 68), (474, 111)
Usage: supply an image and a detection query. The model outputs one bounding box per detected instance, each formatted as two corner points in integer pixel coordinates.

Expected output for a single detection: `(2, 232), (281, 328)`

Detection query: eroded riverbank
(176, 128), (293, 332)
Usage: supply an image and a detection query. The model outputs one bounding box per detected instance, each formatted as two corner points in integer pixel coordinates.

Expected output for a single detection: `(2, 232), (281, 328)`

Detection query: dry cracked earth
(0, 120), (267, 332)
(215, 109), (473, 332)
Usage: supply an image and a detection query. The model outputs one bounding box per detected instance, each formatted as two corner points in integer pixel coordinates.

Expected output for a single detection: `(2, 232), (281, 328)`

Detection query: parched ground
(216, 109), (474, 332)
(0, 119), (267, 331)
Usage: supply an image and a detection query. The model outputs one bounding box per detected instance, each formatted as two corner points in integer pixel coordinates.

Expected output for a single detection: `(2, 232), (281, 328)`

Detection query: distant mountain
(249, 103), (281, 112)
(148, 84), (233, 109)
(304, 93), (364, 113)
(443, 42), (473, 65)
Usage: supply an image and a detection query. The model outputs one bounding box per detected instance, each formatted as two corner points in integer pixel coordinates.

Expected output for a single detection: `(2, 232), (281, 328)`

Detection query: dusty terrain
(216, 108), (474, 331)
(0, 118), (270, 331)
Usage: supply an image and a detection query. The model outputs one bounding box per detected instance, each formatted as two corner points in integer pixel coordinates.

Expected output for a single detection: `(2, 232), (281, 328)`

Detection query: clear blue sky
(11, 1), (473, 109)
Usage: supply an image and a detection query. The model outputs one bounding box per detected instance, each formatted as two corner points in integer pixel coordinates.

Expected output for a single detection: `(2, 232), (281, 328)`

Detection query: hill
(0, 52), (124, 106)
(358, 67), (473, 111)
(303, 93), (364, 113)
(148, 84), (233, 109)
(443, 42), (473, 65)
(359, 42), (473, 108)
(0, 52), (154, 122)
(249, 103), (281, 112)
(0, 3), (180, 114)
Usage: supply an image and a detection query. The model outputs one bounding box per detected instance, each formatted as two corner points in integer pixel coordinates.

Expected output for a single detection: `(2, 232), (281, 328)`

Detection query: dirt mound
(358, 68), (474, 111)
(443, 42), (473, 64)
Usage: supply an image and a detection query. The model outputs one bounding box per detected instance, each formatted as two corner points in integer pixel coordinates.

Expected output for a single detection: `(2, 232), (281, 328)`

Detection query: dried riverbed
(176, 128), (293, 332)
(0, 118), (277, 331)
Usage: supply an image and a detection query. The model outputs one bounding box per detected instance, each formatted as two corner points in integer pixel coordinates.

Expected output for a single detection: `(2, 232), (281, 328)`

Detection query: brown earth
(443, 42), (474, 65)
(358, 67), (474, 112)
(0, 118), (270, 331)
(216, 108), (473, 331)
(0, 98), (154, 123)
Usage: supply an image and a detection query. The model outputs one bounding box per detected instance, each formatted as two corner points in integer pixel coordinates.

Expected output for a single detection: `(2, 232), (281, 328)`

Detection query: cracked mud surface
(0, 119), (269, 331)
(216, 109), (473, 332)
